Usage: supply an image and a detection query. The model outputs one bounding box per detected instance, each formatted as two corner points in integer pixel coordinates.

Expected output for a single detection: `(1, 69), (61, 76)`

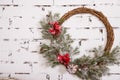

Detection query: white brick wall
(0, 0), (120, 80)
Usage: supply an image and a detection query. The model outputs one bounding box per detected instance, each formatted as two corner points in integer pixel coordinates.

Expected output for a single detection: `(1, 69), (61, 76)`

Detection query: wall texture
(0, 0), (120, 80)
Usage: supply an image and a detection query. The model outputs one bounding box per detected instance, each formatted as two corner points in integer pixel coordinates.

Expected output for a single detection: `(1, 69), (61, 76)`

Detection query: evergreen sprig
(73, 46), (120, 80)
(40, 12), (79, 67)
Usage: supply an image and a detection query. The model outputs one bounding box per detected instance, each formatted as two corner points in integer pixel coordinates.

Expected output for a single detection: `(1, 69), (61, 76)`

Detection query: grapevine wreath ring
(40, 7), (120, 80)
(59, 7), (114, 52)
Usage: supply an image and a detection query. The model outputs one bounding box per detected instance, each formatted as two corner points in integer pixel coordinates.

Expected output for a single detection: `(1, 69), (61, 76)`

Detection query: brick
(1, 6), (51, 28)
(0, 7), (2, 14)
(0, 41), (19, 52)
(0, 17), (9, 27)
(0, 64), (31, 73)
(93, 0), (119, 4)
(54, 0), (94, 5)
(12, 53), (40, 63)
(113, 29), (120, 47)
(29, 41), (40, 52)
(0, 27), (33, 40)
(102, 75), (120, 80)
(13, 0), (53, 5)
(95, 5), (120, 17)
(0, 0), (12, 4)
(108, 17), (120, 27)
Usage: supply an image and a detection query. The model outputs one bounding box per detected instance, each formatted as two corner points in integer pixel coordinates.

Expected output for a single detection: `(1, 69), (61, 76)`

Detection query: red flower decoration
(48, 21), (61, 35)
(49, 28), (56, 35)
(57, 53), (70, 66)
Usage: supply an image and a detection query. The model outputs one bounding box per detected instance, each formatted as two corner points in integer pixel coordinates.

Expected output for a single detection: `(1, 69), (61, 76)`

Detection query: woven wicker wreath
(59, 7), (114, 52)
(40, 7), (120, 80)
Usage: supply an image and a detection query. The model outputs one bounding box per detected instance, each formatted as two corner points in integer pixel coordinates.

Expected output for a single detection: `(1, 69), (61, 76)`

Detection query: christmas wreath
(40, 7), (120, 80)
